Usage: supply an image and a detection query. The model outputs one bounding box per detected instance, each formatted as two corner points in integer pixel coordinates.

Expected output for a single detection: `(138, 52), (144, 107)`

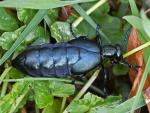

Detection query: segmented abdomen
(13, 38), (101, 77)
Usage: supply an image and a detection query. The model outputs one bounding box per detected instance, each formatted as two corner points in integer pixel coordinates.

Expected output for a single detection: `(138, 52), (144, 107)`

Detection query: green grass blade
(141, 10), (150, 38)
(72, 4), (111, 43)
(108, 95), (145, 113)
(0, 10), (48, 65)
(128, 0), (139, 16)
(0, 0), (96, 9)
(130, 55), (150, 113)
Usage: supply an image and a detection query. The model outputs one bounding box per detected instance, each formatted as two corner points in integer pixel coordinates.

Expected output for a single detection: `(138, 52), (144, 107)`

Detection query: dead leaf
(58, 6), (76, 21)
(127, 28), (150, 97)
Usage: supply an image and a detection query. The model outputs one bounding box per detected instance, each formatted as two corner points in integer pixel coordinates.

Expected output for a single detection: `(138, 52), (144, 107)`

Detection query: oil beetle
(12, 24), (139, 78)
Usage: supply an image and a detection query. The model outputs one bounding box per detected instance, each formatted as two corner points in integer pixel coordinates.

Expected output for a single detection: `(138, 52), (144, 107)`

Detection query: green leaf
(112, 64), (128, 76)
(0, 26), (25, 51)
(123, 15), (149, 42)
(0, 9), (48, 65)
(128, 0), (139, 16)
(74, 3), (123, 44)
(33, 81), (53, 108)
(0, 8), (18, 31)
(89, 106), (111, 113)
(8, 67), (25, 79)
(0, 81), (31, 113)
(89, 96), (122, 113)
(0, 0), (97, 9)
(42, 99), (62, 113)
(0, 26), (48, 51)
(49, 81), (75, 97)
(17, 8), (37, 24)
(103, 96), (122, 107)
(51, 22), (77, 42)
(123, 16), (143, 31)
(46, 9), (59, 25)
(108, 95), (145, 113)
(67, 93), (122, 113)
(72, 4), (110, 43)
(78, 2), (110, 39)
(123, 15), (150, 63)
(141, 10), (150, 38)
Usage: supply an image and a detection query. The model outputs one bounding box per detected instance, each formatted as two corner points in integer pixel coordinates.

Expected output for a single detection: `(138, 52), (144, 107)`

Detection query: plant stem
(1, 77), (71, 82)
(60, 97), (67, 113)
(35, 105), (40, 113)
(0, 67), (11, 85)
(1, 74), (9, 97)
(123, 40), (150, 58)
(74, 70), (100, 99)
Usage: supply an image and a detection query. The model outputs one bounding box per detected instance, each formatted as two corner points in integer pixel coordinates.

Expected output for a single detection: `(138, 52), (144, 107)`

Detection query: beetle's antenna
(96, 25), (102, 51)
(69, 23), (78, 39)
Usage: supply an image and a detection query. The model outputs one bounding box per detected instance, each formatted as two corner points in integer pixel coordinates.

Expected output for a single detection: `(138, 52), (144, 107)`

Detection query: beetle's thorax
(101, 44), (122, 60)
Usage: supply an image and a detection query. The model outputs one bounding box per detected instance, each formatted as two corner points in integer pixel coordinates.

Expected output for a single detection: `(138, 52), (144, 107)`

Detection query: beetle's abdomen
(12, 38), (101, 77)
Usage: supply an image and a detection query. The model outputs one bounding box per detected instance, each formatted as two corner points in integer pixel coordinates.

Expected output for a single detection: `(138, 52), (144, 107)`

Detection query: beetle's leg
(111, 59), (141, 73)
(110, 59), (118, 65)
(119, 60), (141, 69)
(96, 25), (102, 50)
(100, 64), (109, 96)
(69, 23), (78, 39)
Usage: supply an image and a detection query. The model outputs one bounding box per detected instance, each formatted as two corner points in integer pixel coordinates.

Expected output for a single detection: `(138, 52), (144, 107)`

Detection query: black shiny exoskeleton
(12, 24), (138, 78)
(12, 37), (101, 77)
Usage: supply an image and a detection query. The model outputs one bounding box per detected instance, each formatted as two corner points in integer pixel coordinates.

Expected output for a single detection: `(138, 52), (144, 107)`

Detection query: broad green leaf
(123, 15), (150, 63)
(75, 2), (122, 45)
(120, 0), (129, 4)
(67, 93), (121, 113)
(72, 4), (110, 43)
(0, 0), (96, 9)
(0, 8), (18, 31)
(123, 15), (149, 42)
(0, 26), (48, 51)
(141, 10), (150, 38)
(46, 9), (59, 25)
(0, 81), (31, 113)
(7, 67), (25, 79)
(90, 106), (111, 113)
(117, 2), (129, 18)
(78, 2), (110, 39)
(42, 99), (61, 113)
(33, 81), (53, 108)
(0, 26), (25, 51)
(103, 96), (122, 107)
(112, 64), (128, 76)
(108, 95), (145, 113)
(0, 10), (48, 65)
(123, 16), (143, 31)
(49, 81), (75, 97)
(51, 22), (78, 42)
(17, 8), (37, 24)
